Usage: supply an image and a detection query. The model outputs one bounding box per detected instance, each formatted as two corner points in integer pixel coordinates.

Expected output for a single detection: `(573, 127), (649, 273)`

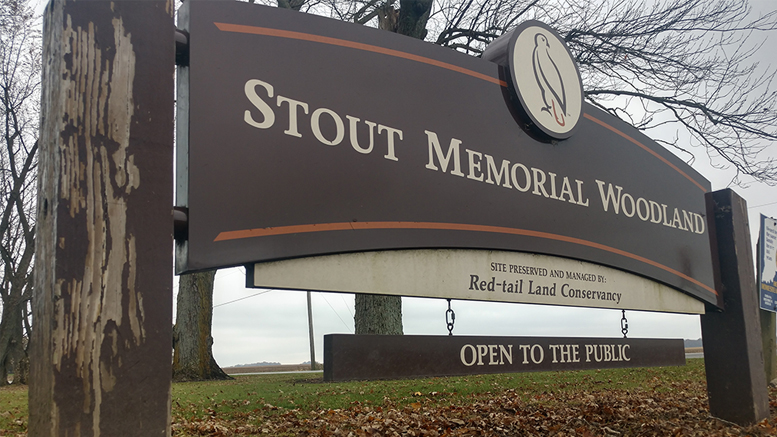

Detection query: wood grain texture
(30, 1), (175, 435)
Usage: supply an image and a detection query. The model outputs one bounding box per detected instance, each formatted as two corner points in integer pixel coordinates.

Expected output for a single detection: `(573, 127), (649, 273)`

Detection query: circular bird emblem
(532, 32), (568, 127)
(485, 21), (583, 139)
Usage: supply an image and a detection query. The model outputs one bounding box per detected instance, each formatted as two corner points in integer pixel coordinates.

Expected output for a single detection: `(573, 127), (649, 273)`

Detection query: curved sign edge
(248, 249), (705, 314)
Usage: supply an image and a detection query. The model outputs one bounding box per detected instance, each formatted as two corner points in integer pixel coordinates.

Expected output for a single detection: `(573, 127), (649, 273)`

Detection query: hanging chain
(445, 299), (456, 336)
(620, 310), (628, 338)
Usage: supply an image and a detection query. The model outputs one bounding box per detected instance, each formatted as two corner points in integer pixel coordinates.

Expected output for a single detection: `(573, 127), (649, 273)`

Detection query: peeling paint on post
(30, 1), (175, 435)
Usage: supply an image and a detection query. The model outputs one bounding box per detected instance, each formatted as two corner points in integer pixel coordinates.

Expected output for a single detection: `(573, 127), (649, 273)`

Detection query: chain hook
(620, 310), (628, 338)
(445, 299), (455, 336)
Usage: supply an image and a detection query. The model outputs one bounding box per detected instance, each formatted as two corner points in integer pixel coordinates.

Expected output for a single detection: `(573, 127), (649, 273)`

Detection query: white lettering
(311, 107), (345, 146)
(488, 345), (499, 365)
(511, 163), (531, 192)
(346, 116), (376, 154)
(477, 344), (488, 366)
(466, 149), (484, 182)
(530, 344), (544, 364)
(378, 124), (403, 161)
(532, 168), (550, 197)
(637, 197), (650, 221)
(485, 155), (511, 188)
(424, 131), (464, 176)
(499, 345), (513, 365)
(276, 95), (309, 137)
(244, 79), (275, 129)
(595, 180), (622, 213)
(460, 345), (477, 366)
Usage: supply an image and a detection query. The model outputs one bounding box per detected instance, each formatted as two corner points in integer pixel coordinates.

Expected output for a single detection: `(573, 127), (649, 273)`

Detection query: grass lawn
(3, 359), (777, 436)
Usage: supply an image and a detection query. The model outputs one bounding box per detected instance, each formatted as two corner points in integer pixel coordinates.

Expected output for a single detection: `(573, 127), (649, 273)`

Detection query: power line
(750, 200), (777, 209)
(320, 293), (353, 332)
(213, 289), (274, 308)
(341, 295), (354, 319)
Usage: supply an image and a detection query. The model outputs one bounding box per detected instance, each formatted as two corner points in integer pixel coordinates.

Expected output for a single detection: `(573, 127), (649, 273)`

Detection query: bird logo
(532, 32), (567, 127)
(481, 20), (582, 139)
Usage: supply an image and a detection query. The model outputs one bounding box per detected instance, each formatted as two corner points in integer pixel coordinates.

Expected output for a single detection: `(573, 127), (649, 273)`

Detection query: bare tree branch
(0, 0), (38, 384)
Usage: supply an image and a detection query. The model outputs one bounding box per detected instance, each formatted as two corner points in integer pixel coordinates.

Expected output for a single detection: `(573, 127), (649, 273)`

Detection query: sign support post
(307, 291), (317, 370)
(701, 189), (769, 425)
(760, 310), (777, 384)
(30, 0), (175, 435)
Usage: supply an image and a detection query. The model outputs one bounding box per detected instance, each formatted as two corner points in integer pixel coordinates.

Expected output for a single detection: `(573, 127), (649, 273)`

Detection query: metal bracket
(175, 29), (189, 66)
(446, 299), (455, 336)
(621, 310), (628, 338)
(173, 206), (188, 242)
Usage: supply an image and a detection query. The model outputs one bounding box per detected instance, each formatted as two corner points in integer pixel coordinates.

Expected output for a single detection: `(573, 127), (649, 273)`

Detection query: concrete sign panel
(177, 1), (718, 307)
(250, 249), (704, 313)
(324, 334), (686, 381)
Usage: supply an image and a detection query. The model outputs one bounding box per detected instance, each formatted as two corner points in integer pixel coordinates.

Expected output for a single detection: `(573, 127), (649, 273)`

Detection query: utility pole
(307, 291), (317, 370)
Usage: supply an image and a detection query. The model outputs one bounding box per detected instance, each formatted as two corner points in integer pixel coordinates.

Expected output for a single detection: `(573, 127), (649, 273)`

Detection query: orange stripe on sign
(213, 22), (508, 87)
(583, 113), (707, 193)
(214, 221), (718, 296)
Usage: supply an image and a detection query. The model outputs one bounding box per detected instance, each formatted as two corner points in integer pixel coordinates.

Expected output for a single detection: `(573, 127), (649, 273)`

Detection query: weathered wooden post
(30, 0), (175, 435)
(701, 189), (769, 425)
(761, 308), (777, 384)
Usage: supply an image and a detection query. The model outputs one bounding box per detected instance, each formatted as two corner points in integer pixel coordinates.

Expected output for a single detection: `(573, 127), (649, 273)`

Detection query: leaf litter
(170, 365), (777, 437)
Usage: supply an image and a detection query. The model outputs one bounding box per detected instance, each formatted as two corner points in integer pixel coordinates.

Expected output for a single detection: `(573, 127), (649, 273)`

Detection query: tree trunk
(354, 294), (403, 335)
(15, 349), (29, 385)
(397, 0), (433, 40)
(0, 294), (25, 384)
(353, 0), (432, 335)
(172, 270), (231, 381)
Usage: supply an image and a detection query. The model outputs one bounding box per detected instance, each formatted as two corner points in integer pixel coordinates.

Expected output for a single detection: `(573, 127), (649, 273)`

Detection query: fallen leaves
(170, 382), (777, 436)
(164, 364), (777, 437)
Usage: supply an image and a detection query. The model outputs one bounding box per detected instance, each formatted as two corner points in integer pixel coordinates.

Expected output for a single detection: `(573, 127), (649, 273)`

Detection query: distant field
(225, 350), (707, 374)
(223, 364), (316, 374)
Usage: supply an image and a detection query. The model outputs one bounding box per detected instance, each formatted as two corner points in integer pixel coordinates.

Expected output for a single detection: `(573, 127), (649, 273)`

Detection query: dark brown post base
(761, 310), (777, 384)
(701, 189), (769, 425)
(30, 0), (175, 435)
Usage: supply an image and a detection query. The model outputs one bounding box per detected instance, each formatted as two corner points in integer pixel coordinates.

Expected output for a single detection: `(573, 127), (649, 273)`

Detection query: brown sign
(177, 1), (717, 306)
(323, 334), (685, 381)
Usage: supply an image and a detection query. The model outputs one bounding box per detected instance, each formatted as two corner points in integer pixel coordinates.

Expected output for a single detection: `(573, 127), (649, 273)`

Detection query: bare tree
(556, 0), (776, 185)
(0, 0), (38, 384)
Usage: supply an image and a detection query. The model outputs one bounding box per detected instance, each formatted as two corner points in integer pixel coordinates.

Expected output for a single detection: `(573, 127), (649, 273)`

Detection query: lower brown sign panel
(323, 335), (685, 382)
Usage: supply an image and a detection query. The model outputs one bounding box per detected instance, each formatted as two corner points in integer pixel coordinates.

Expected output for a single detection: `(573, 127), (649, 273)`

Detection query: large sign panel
(759, 215), (777, 312)
(177, 1), (718, 307)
